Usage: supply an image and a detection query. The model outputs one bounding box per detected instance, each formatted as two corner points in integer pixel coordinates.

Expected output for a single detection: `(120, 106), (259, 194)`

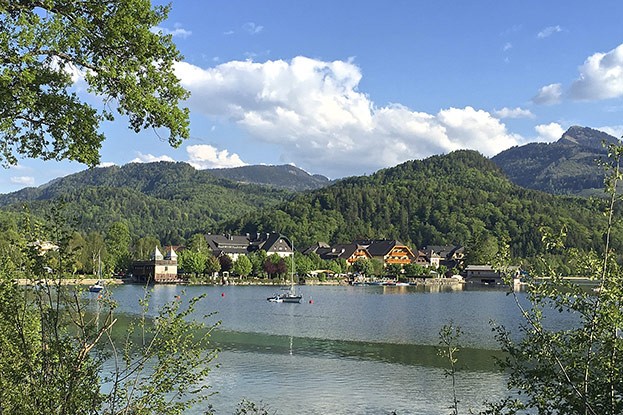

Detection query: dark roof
(354, 239), (403, 256)
(423, 245), (464, 259)
(317, 243), (362, 261)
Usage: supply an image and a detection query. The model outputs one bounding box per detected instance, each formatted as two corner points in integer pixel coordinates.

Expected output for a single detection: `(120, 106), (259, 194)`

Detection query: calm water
(100, 283), (573, 414)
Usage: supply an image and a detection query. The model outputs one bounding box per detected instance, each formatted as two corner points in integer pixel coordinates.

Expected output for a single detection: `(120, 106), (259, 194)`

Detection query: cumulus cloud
(151, 25), (192, 38)
(186, 145), (247, 169)
(535, 122), (565, 142)
(130, 153), (175, 163)
(493, 107), (535, 119)
(599, 125), (623, 139)
(533, 83), (562, 105)
(174, 57), (524, 176)
(569, 43), (623, 100)
(537, 25), (562, 39)
(10, 176), (35, 186)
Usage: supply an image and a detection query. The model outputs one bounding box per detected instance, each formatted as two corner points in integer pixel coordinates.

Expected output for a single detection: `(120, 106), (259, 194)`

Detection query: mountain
(225, 150), (614, 259)
(206, 164), (331, 191)
(0, 162), (294, 243)
(491, 126), (620, 195)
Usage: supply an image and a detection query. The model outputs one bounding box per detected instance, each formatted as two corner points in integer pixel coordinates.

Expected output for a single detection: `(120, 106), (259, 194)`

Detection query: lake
(101, 283), (572, 414)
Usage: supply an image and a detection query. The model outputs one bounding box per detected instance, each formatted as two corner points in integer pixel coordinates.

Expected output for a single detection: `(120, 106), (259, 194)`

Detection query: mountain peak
(559, 125), (619, 149)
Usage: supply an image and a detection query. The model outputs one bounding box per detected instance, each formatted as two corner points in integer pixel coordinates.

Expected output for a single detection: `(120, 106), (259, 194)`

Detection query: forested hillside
(224, 150), (618, 259)
(492, 126), (619, 195)
(206, 164), (331, 191)
(0, 162), (292, 243)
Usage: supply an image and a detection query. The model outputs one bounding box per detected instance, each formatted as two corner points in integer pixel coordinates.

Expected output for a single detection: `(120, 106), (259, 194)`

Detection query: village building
(132, 246), (179, 283)
(463, 265), (520, 285)
(354, 239), (416, 267)
(315, 243), (372, 264)
(422, 245), (465, 269)
(205, 232), (293, 260)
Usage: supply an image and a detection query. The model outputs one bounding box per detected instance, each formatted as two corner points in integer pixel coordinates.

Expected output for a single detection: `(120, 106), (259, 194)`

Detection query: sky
(4, 0), (623, 193)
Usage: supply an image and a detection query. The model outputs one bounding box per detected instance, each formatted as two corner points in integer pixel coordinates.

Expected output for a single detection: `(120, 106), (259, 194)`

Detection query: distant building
(132, 246), (179, 283)
(354, 239), (416, 267)
(464, 265), (520, 285)
(205, 232), (293, 260)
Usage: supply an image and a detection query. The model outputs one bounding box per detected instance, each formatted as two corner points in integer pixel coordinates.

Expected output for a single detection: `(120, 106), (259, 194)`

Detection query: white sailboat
(267, 239), (302, 303)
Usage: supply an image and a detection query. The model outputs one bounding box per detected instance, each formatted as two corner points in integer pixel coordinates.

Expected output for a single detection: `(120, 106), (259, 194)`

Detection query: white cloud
(533, 83), (562, 105)
(243, 22), (264, 35)
(569, 43), (623, 100)
(503, 42), (512, 52)
(97, 162), (116, 168)
(151, 25), (192, 39)
(493, 107), (535, 119)
(599, 125), (623, 139)
(186, 145), (247, 169)
(130, 153), (175, 163)
(174, 57), (524, 177)
(10, 176), (35, 186)
(535, 122), (565, 142)
(537, 25), (563, 39)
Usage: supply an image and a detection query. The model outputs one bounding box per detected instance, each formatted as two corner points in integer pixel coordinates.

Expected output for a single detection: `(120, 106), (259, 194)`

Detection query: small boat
(266, 238), (302, 303)
(89, 280), (104, 293)
(267, 295), (283, 303)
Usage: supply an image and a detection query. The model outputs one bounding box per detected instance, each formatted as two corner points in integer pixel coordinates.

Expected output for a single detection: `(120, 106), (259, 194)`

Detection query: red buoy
(309, 299), (314, 304)
(221, 292), (225, 297)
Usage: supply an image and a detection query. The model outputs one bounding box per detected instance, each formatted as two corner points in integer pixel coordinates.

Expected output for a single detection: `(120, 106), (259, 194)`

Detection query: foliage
(485, 143), (623, 414)
(0, 205), (218, 415)
(352, 258), (373, 277)
(0, 162), (293, 245)
(225, 150), (617, 262)
(492, 126), (618, 196)
(0, 0), (189, 167)
(438, 323), (463, 415)
(232, 255), (252, 277)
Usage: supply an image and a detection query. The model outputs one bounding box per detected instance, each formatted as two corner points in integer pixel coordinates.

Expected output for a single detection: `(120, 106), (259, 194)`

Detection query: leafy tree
(404, 263), (427, 277)
(485, 143), (623, 414)
(219, 255), (233, 273)
(0, 204), (217, 415)
(232, 255), (252, 277)
(327, 259), (343, 275)
(178, 249), (206, 277)
(352, 258), (373, 277)
(133, 235), (161, 261)
(386, 263), (403, 277)
(0, 0), (190, 167)
(105, 221), (131, 273)
(187, 233), (210, 255)
(204, 253), (221, 277)
(248, 250), (267, 278)
(370, 258), (384, 277)
(294, 252), (314, 276)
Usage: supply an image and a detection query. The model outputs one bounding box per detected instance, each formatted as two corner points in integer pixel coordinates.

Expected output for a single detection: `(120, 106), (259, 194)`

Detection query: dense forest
(0, 151), (619, 266)
(224, 150), (618, 259)
(0, 162), (292, 243)
(492, 126), (619, 196)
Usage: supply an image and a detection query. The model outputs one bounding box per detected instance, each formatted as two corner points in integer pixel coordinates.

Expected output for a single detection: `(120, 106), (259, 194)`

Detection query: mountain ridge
(491, 125), (620, 195)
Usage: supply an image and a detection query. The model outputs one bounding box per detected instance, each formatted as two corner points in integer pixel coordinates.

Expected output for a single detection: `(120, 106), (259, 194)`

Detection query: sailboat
(267, 239), (302, 303)
(89, 250), (104, 293)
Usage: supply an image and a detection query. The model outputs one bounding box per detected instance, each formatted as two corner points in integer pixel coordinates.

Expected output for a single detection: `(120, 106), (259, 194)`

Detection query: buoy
(221, 292), (225, 297)
(309, 299), (314, 304)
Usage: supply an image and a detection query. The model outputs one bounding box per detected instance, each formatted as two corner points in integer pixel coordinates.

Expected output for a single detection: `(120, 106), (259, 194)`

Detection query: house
(132, 246), (179, 283)
(316, 243), (372, 264)
(205, 232), (293, 260)
(422, 245), (465, 269)
(205, 234), (253, 261)
(464, 265), (520, 285)
(354, 239), (416, 267)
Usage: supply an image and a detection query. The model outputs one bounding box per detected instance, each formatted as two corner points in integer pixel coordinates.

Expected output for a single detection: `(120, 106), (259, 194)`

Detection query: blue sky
(4, 0), (623, 193)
